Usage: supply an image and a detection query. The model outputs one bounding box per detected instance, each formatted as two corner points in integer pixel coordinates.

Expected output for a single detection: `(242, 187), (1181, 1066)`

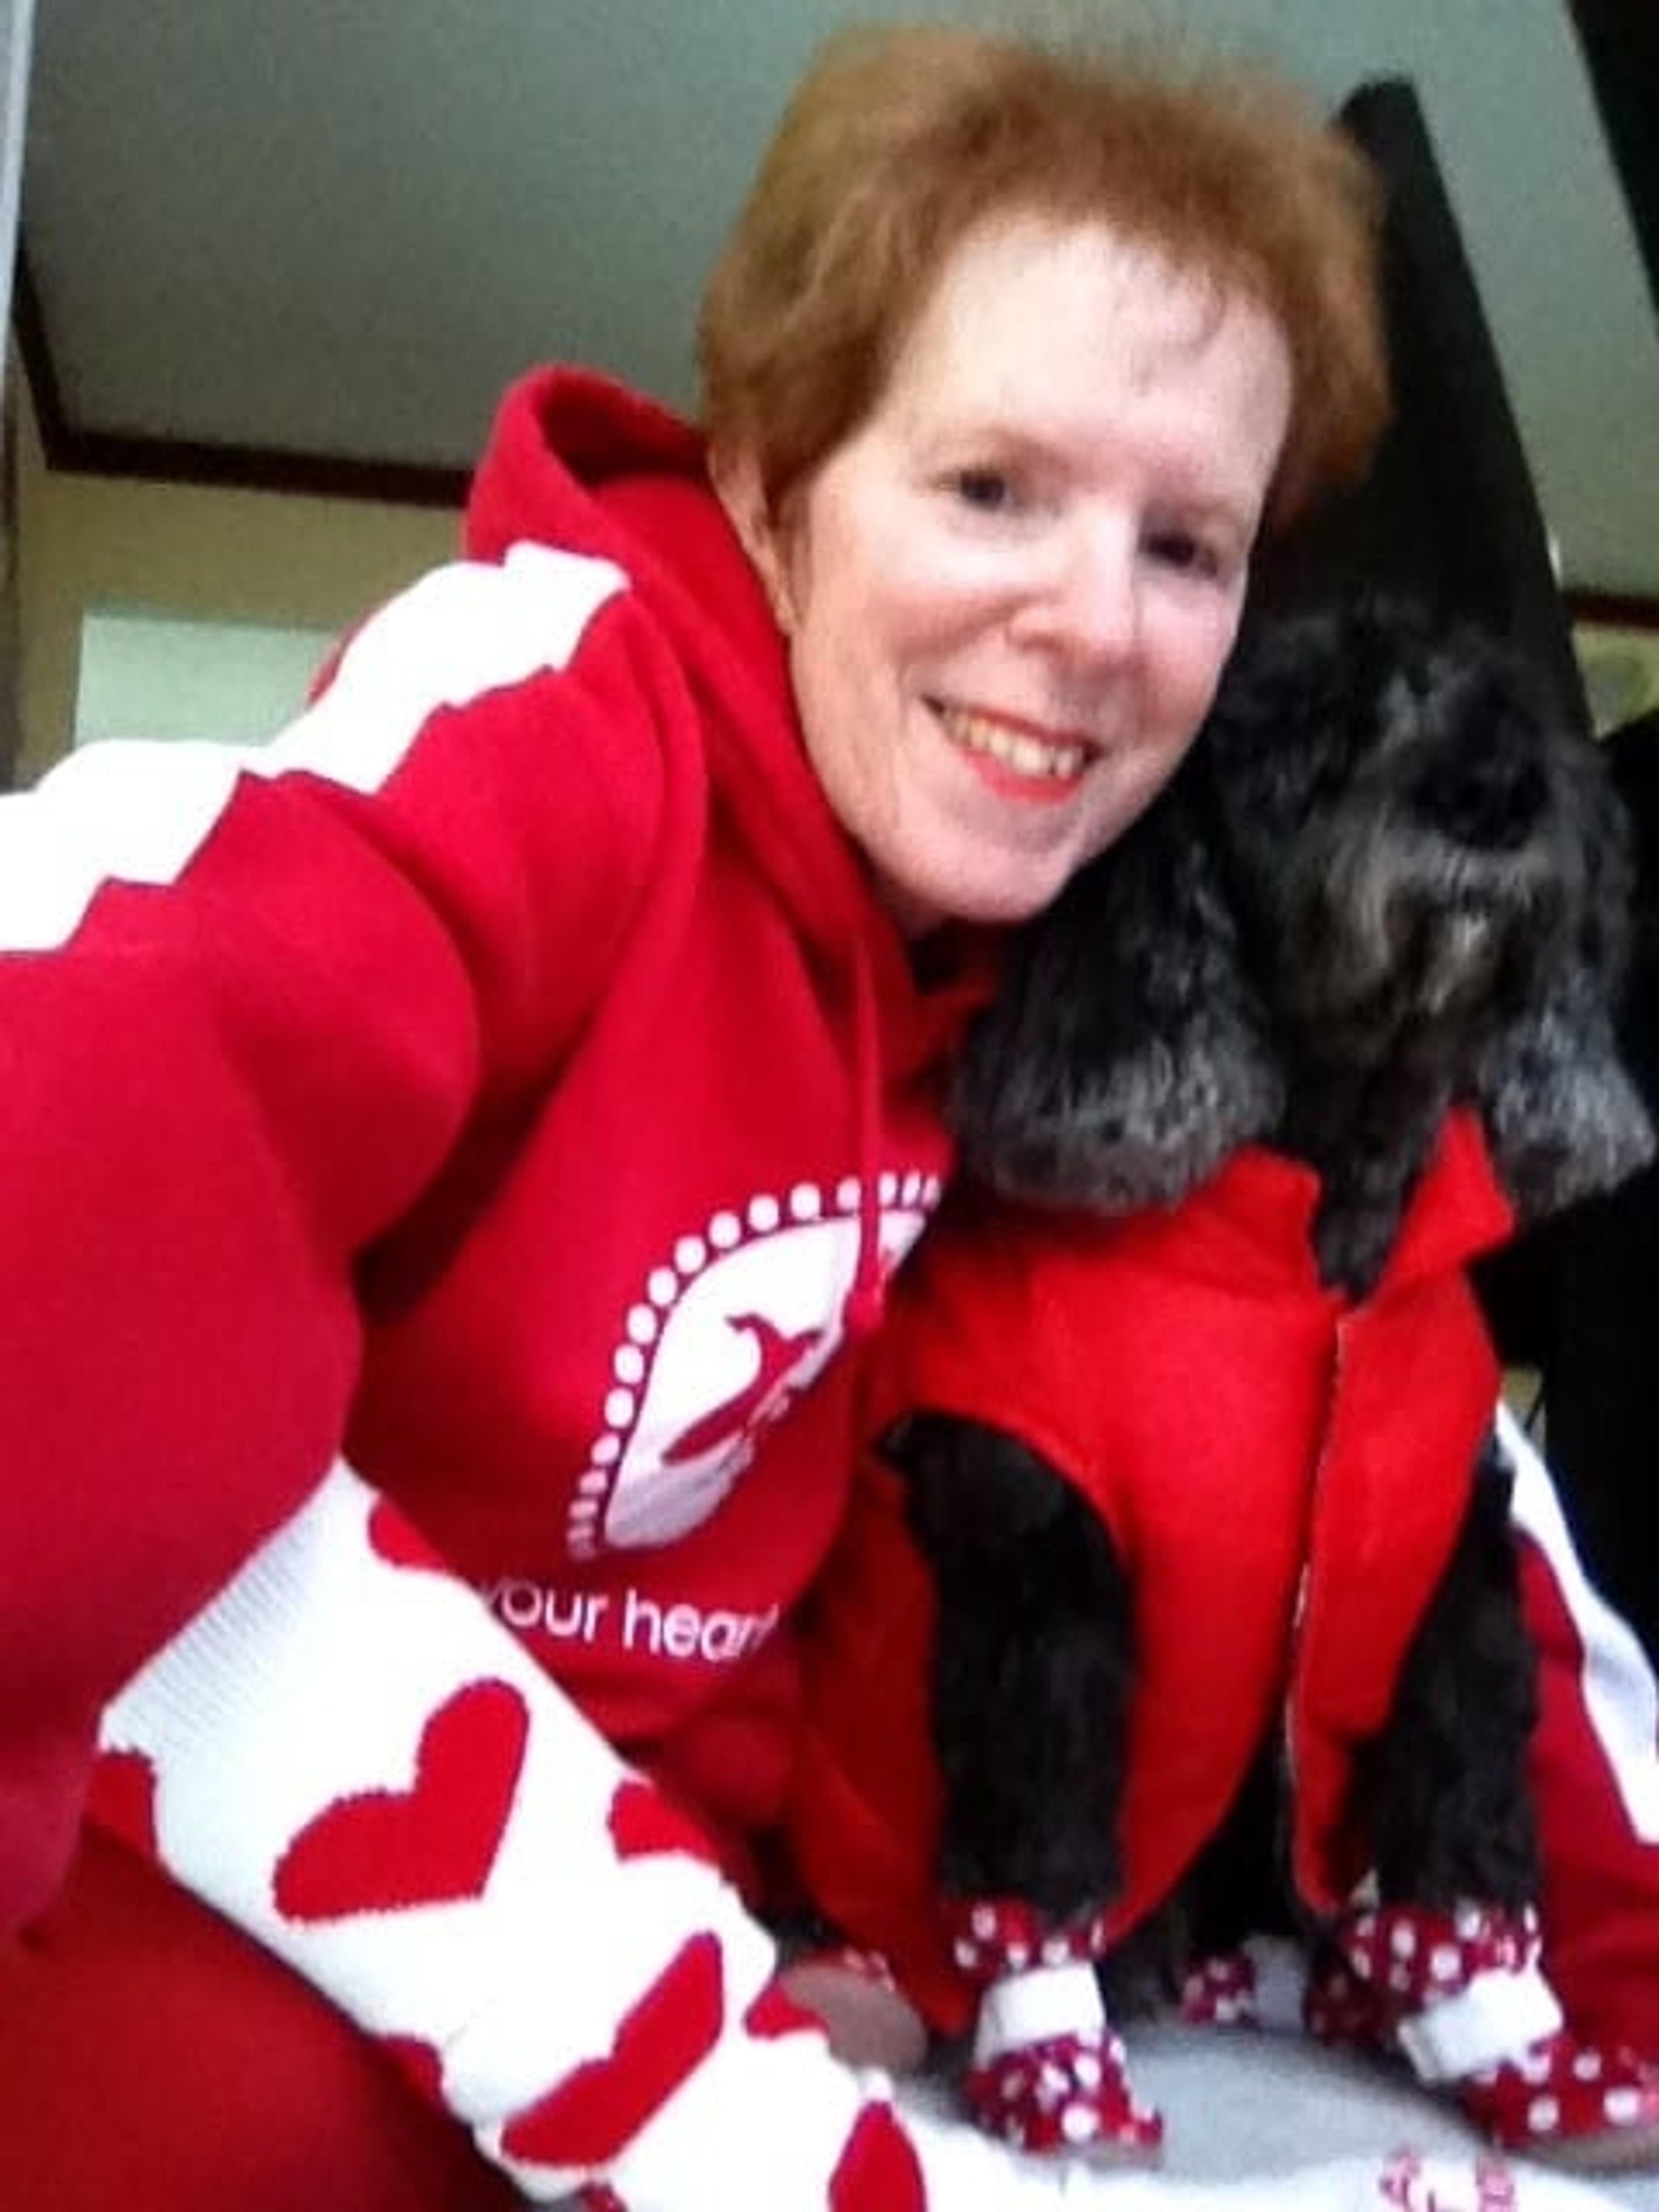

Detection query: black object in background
(1477, 712), (1659, 1659)
(1568, 0), (1659, 326)
(1258, 79), (1659, 1656)
(1254, 79), (1589, 733)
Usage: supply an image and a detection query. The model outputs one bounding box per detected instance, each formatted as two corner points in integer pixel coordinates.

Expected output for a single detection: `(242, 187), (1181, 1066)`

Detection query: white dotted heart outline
(565, 1169), (944, 1558)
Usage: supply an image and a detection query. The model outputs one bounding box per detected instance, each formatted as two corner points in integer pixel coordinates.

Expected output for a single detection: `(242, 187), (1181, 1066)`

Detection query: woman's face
(729, 213), (1294, 934)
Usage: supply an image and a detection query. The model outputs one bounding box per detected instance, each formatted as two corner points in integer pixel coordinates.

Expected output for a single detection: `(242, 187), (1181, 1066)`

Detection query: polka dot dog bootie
(1178, 1933), (1313, 2034)
(1308, 1899), (1659, 2171)
(942, 1895), (1163, 2161)
(1179, 1947), (1263, 2029)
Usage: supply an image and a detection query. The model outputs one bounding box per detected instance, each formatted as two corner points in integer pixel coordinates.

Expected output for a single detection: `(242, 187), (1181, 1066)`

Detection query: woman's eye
(1146, 528), (1224, 580)
(951, 467), (1017, 512)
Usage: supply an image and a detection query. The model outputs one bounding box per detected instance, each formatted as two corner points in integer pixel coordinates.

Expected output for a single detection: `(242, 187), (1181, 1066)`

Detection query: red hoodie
(0, 371), (1071, 2212)
(0, 369), (984, 1922)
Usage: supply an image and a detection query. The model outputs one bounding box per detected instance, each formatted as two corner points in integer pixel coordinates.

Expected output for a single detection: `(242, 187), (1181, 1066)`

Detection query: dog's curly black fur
(890, 597), (1655, 1972)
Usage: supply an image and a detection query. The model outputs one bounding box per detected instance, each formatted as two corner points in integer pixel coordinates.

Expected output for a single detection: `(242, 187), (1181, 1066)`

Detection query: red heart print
(501, 1933), (724, 2168)
(380, 2033), (447, 2105)
(830, 2106), (926, 2212)
(273, 1678), (528, 1921)
(743, 1980), (824, 2041)
(87, 1747), (159, 1860)
(367, 1497), (445, 1573)
(607, 1777), (720, 1869)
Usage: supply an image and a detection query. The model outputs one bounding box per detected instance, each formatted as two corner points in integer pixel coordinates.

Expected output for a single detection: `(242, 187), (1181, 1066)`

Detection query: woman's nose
(1011, 518), (1140, 667)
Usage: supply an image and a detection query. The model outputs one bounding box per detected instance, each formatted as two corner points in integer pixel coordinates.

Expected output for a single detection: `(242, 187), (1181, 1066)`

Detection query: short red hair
(699, 22), (1388, 533)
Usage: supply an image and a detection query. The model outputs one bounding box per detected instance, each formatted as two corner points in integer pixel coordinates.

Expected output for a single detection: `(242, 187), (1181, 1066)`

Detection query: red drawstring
(841, 953), (888, 1341)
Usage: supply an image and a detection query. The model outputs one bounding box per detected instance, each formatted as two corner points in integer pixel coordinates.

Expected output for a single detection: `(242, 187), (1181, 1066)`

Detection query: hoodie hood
(466, 367), (990, 1328)
(468, 368), (779, 671)
(465, 367), (922, 998)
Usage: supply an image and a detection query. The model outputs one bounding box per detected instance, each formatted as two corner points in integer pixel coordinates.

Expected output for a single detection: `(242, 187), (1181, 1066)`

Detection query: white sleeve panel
(1498, 1402), (1659, 1840)
(0, 544), (625, 952)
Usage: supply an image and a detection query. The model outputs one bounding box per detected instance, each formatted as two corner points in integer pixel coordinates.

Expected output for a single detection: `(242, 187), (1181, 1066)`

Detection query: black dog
(791, 601), (1659, 2169)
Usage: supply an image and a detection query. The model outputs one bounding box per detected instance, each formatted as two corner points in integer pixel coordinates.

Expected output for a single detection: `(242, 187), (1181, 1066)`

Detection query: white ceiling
(16, 0), (1659, 596)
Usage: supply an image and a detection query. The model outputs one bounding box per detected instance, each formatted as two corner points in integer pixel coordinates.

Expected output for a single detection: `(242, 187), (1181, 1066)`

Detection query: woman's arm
(0, 545), (657, 1924)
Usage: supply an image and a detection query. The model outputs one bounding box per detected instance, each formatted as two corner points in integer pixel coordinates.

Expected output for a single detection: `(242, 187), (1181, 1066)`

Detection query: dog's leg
(897, 1414), (1131, 1917)
(892, 1412), (1161, 2159)
(1166, 1745), (1316, 2034)
(1359, 1435), (1541, 1908)
(1313, 1436), (1659, 2169)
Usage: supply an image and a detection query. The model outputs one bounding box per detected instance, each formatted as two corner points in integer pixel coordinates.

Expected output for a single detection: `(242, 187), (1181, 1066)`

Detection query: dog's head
(954, 598), (1654, 1236)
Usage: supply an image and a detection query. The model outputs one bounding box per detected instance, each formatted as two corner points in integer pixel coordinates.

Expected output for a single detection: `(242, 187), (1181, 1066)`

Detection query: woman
(0, 22), (1559, 2212)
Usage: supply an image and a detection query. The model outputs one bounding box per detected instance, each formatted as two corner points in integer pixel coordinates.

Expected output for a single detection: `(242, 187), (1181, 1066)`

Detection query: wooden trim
(35, 426), (467, 511)
(12, 247), (466, 511)
(11, 247), (65, 451)
(1565, 590), (1659, 633)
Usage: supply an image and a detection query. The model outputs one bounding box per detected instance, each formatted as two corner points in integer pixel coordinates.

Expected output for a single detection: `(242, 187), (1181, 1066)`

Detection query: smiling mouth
(934, 703), (1095, 783)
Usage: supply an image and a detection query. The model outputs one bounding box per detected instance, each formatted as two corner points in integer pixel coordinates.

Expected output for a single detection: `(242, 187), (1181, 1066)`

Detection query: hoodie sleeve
(94, 1459), (1609, 2212)
(1500, 1405), (1659, 2059)
(0, 543), (674, 1926)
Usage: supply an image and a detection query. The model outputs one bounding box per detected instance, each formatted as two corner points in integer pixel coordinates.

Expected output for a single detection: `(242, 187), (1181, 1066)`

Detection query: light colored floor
(895, 2019), (1659, 2211)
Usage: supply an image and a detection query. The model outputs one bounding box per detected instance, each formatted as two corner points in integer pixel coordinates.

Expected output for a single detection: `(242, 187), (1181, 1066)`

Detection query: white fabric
(0, 544), (623, 950)
(973, 1961), (1107, 2062)
(1499, 1405), (1659, 1840)
(1242, 1933), (1310, 2035)
(1395, 1964), (1564, 2083)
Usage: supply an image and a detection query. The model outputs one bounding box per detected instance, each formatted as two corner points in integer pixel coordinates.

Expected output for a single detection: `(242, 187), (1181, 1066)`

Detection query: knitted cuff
(88, 1461), (913, 2210)
(972, 1961), (1107, 2065)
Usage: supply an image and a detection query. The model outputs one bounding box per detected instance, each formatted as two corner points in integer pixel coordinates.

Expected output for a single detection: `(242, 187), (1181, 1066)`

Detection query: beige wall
(13, 361), (458, 784)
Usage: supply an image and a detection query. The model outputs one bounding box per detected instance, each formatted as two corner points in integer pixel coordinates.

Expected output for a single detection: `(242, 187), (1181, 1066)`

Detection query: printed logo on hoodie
(568, 1172), (943, 1557)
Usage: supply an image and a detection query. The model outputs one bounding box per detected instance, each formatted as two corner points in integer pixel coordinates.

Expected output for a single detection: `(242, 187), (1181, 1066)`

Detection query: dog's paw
(1458, 2033), (1659, 2171)
(964, 2030), (1164, 2160)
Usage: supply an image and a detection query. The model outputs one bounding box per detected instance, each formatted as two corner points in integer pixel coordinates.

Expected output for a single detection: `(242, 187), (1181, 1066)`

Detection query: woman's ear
(710, 443), (795, 632)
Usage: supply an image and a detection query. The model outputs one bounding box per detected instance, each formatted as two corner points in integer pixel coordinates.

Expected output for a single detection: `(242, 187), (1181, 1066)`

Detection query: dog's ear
(1480, 991), (1654, 1222)
(1478, 734), (1656, 1220)
(950, 763), (1284, 1212)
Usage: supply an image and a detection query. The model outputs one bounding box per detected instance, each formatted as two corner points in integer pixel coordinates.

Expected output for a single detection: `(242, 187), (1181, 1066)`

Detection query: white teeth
(939, 706), (1088, 781)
